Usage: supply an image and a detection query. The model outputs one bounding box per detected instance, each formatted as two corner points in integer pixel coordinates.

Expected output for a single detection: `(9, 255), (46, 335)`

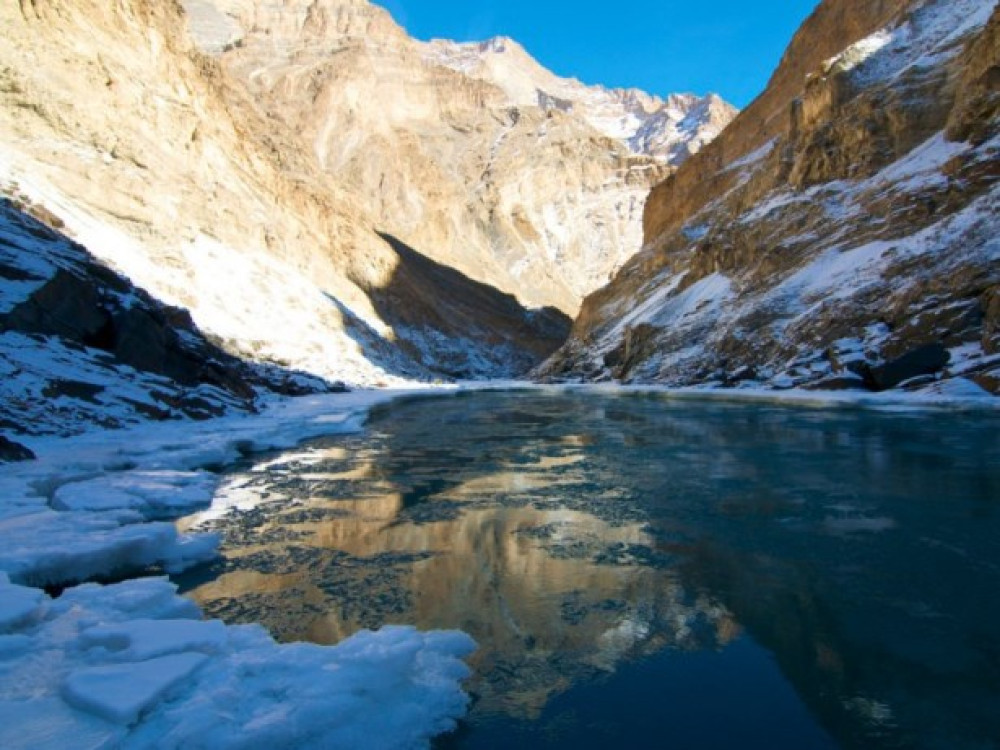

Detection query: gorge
(1, 0), (998, 748)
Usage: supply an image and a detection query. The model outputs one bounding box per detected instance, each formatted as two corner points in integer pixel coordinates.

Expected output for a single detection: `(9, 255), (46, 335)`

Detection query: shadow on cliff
(0, 196), (340, 438)
(354, 231), (571, 380)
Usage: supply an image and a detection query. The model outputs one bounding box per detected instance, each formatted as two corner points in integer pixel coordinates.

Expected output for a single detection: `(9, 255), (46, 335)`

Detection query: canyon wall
(541, 0), (999, 396)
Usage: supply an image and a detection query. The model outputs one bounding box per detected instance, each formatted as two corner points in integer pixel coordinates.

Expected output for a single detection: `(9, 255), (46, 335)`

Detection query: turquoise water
(179, 390), (1000, 749)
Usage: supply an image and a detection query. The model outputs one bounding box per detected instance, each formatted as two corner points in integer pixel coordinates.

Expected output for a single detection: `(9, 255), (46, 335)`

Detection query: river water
(177, 389), (1000, 749)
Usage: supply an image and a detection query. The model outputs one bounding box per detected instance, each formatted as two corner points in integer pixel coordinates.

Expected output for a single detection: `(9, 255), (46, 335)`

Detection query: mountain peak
(419, 34), (735, 163)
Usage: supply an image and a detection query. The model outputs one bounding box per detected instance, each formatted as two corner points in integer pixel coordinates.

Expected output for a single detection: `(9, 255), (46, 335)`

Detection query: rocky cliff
(540, 0), (1000, 396)
(184, 0), (735, 314)
(0, 0), (567, 390)
(0, 0), (732, 399)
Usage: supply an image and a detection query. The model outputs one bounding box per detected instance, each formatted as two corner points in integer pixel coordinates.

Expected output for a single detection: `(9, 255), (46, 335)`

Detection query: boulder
(0, 436), (35, 462)
(862, 344), (951, 391)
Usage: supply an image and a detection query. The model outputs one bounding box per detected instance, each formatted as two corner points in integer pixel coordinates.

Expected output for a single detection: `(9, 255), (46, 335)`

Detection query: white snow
(724, 138), (777, 173)
(836, 0), (997, 86)
(865, 131), (969, 193)
(62, 652), (212, 726)
(0, 508), (220, 587)
(419, 36), (736, 163)
(78, 618), (229, 662)
(0, 387), (480, 749)
(824, 30), (894, 74)
(0, 576), (475, 749)
(657, 272), (733, 323)
(52, 471), (218, 518)
(0, 573), (47, 633)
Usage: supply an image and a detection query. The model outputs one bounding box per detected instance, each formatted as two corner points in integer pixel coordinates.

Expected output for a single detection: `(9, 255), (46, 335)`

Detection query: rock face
(0, 0), (733, 394)
(540, 0), (1000, 396)
(0, 0), (576, 386)
(187, 0), (736, 314)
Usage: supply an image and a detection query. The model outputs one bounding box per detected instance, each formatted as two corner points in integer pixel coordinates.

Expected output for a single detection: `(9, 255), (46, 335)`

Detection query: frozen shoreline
(0, 386), (479, 750)
(1, 381), (996, 749)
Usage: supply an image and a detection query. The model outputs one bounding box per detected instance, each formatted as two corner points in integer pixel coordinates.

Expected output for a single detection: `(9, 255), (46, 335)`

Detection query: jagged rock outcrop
(540, 0), (1000, 396)
(186, 0), (735, 314)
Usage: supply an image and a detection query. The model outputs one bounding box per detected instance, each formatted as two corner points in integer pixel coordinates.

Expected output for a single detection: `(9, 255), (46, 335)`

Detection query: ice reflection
(178, 391), (1000, 749)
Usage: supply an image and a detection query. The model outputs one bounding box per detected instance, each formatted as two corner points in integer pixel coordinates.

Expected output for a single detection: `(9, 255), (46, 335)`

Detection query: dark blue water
(179, 390), (1000, 749)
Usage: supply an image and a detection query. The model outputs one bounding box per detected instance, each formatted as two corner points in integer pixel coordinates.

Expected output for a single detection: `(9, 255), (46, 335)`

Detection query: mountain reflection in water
(177, 390), (1000, 749)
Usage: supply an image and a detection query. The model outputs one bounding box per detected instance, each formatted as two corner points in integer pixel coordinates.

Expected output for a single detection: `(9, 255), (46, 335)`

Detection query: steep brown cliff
(541, 0), (1000, 397)
(0, 0), (571, 385)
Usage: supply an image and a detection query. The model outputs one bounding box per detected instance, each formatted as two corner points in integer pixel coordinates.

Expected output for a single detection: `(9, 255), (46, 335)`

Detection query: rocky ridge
(540, 0), (1000, 397)
(186, 0), (736, 313)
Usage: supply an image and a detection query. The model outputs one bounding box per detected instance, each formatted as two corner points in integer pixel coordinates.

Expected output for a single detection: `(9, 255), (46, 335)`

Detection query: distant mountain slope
(540, 0), (1000, 397)
(187, 0), (736, 313)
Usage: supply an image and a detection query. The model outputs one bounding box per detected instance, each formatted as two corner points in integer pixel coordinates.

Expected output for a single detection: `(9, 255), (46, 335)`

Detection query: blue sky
(375, 1), (820, 108)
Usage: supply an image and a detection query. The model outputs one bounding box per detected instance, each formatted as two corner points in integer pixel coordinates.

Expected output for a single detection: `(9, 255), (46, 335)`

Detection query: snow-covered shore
(0, 387), (477, 750)
(1, 381), (995, 749)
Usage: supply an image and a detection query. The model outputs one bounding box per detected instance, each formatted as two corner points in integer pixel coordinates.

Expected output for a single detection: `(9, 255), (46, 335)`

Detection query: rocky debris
(0, 435), (35, 462)
(539, 0), (1000, 398)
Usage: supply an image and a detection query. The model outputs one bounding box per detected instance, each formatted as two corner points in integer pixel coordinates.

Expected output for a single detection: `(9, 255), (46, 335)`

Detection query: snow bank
(1, 387), (477, 748)
(0, 508), (219, 587)
(0, 576), (475, 749)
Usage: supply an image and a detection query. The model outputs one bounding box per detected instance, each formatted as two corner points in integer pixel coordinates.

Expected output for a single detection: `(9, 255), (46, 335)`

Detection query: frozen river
(179, 389), (1000, 749)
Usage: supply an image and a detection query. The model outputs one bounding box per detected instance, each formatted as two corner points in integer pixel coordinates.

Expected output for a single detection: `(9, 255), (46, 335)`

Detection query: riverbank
(1, 380), (996, 748)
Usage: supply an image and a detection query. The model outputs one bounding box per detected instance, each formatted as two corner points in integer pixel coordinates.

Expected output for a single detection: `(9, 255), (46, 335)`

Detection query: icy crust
(0, 576), (475, 750)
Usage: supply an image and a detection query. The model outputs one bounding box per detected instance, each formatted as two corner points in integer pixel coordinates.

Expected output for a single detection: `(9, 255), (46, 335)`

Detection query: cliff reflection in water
(178, 391), (1000, 749)
(181, 402), (741, 718)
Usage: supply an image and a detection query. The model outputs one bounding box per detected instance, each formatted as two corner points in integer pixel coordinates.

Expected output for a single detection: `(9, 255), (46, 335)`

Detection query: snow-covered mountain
(540, 0), (1000, 398)
(420, 35), (735, 164)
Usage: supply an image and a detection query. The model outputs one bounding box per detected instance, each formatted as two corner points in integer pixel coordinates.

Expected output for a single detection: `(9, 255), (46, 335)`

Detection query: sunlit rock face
(540, 0), (1000, 396)
(0, 0), (568, 387)
(188, 0), (736, 315)
(1, 0), (733, 388)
